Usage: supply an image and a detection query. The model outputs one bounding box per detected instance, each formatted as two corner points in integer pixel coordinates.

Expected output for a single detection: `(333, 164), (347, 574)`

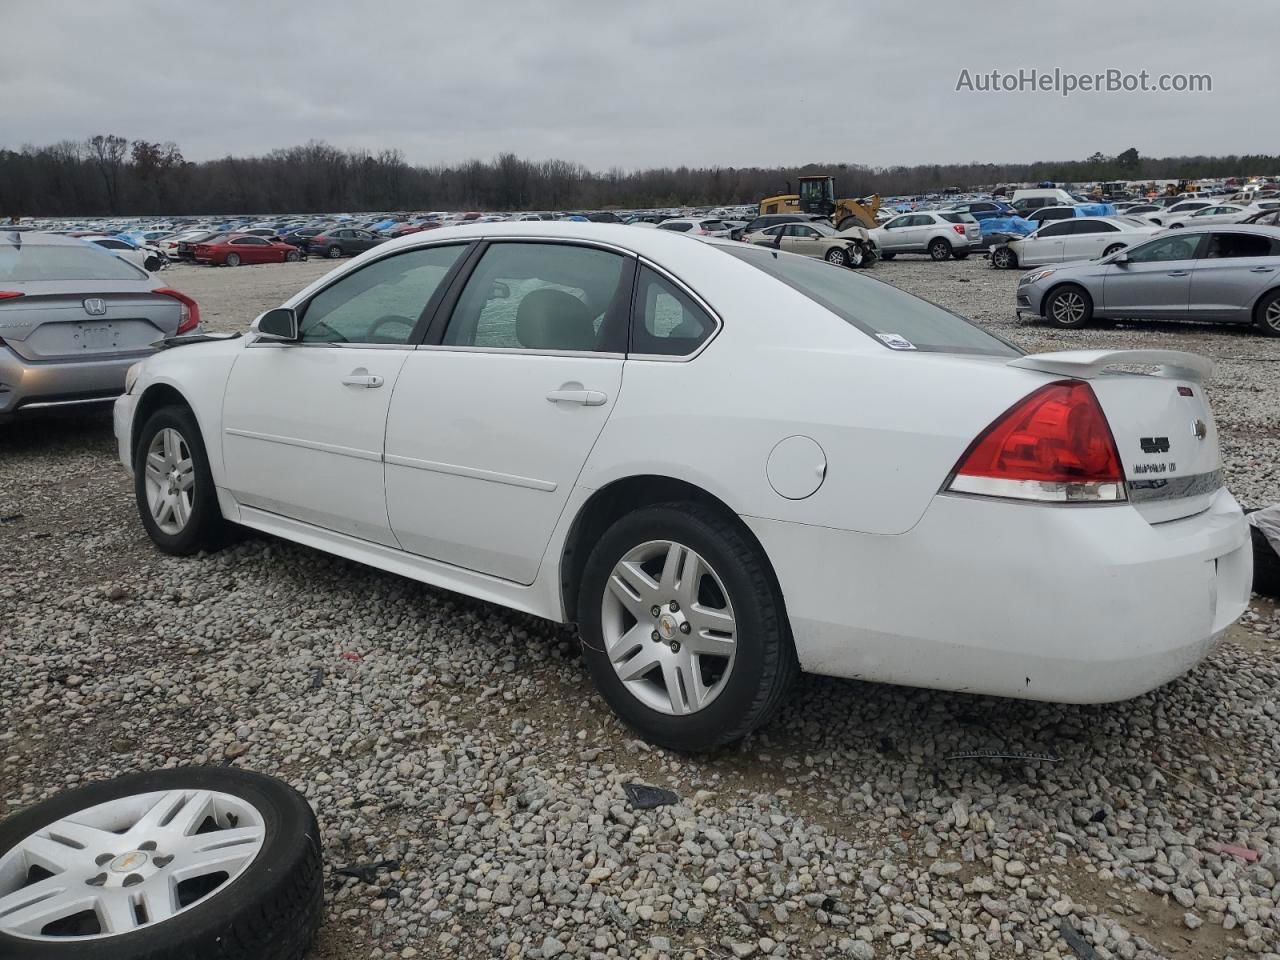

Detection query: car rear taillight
(313, 235), (328, 243)
(0, 291), (23, 300)
(152, 287), (200, 335)
(952, 224), (967, 236)
(946, 380), (1126, 503)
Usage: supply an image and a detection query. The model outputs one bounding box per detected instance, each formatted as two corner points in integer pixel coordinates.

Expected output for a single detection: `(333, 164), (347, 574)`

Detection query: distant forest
(3, 136), (1278, 217)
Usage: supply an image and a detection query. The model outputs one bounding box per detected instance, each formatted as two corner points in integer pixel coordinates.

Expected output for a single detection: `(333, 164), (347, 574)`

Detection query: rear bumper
(745, 487), (1251, 703)
(0, 345), (144, 414)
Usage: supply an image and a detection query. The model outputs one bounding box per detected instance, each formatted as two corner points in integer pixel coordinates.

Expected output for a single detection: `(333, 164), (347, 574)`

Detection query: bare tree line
(2, 137), (1277, 218)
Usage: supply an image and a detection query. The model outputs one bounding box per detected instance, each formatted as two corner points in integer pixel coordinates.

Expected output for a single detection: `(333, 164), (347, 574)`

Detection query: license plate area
(75, 321), (121, 350)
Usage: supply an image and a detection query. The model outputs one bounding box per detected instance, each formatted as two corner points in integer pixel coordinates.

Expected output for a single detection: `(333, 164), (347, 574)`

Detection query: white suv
(869, 212), (981, 261)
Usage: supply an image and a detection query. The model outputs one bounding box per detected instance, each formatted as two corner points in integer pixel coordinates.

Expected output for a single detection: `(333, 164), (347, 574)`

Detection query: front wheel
(991, 247), (1017, 269)
(285, 249), (300, 262)
(133, 406), (227, 555)
(879, 251), (896, 260)
(1254, 289), (1280, 337)
(578, 503), (798, 752)
(1044, 285), (1094, 329)
(825, 247), (848, 267)
(929, 238), (952, 261)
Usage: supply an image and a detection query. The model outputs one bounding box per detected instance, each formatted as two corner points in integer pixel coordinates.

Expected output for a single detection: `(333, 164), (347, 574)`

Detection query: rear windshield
(0, 241), (146, 282)
(723, 246), (1021, 357)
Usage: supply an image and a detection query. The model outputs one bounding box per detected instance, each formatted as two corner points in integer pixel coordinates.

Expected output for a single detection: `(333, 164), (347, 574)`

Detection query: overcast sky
(3, 0), (1274, 170)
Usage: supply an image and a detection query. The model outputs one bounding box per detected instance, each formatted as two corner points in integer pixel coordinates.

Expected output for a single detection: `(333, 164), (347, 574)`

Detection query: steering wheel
(367, 314), (415, 341)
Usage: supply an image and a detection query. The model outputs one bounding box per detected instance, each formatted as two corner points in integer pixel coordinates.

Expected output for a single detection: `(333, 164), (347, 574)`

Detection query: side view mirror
(1111, 252), (1130, 264)
(253, 307), (299, 342)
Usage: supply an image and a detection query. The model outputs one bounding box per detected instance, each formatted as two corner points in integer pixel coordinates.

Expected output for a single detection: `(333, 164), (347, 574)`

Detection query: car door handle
(1166, 271), (1189, 277)
(1250, 266), (1275, 273)
(546, 389), (607, 406)
(342, 374), (384, 388)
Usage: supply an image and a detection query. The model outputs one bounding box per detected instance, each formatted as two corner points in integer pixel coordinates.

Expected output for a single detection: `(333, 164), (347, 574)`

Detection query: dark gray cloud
(2, 0), (1273, 168)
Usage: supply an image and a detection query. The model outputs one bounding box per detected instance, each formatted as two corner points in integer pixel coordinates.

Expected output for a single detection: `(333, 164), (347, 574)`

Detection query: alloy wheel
(601, 540), (737, 716)
(0, 790), (265, 941)
(1266, 299), (1280, 333)
(143, 428), (195, 536)
(1052, 291), (1086, 324)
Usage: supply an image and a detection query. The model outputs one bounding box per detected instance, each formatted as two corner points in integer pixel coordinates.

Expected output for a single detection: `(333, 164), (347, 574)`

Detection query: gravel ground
(2, 253), (1279, 960)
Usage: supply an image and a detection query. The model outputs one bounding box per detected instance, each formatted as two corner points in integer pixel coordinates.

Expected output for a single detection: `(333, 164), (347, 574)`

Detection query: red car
(193, 233), (303, 266)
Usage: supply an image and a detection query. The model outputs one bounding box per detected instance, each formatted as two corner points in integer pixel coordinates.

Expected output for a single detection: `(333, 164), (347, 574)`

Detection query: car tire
(825, 247), (848, 267)
(991, 247), (1017, 269)
(327, 246), (343, 259)
(133, 405), (228, 556)
(1043, 284), (1094, 329)
(577, 502), (798, 752)
(1103, 244), (1126, 257)
(225, 253), (241, 267)
(0, 767), (322, 960)
(1168, 223), (1184, 229)
(879, 251), (895, 260)
(144, 256), (163, 272)
(953, 251), (970, 260)
(929, 238), (952, 261)
(1254, 289), (1280, 337)
(285, 250), (300, 262)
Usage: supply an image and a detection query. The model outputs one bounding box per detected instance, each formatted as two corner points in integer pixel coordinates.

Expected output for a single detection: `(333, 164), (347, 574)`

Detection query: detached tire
(0, 767), (322, 960)
(133, 405), (228, 555)
(577, 502), (798, 752)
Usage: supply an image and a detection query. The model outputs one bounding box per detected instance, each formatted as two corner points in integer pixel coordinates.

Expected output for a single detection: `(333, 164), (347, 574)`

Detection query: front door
(1102, 232), (1205, 318)
(385, 240), (632, 584)
(221, 243), (469, 545)
(1019, 220), (1072, 265)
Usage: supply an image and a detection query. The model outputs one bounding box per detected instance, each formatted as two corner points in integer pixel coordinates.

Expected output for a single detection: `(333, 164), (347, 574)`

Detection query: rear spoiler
(152, 332), (241, 350)
(1008, 349), (1213, 382)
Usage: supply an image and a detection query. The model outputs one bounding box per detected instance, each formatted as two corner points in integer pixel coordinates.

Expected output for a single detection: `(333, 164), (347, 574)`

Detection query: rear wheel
(1103, 243), (1126, 257)
(327, 245), (343, 259)
(224, 253), (241, 267)
(1254, 289), (1280, 337)
(578, 503), (797, 752)
(929, 238), (952, 261)
(133, 406), (227, 555)
(991, 247), (1017, 269)
(1044, 285), (1093, 329)
(825, 247), (848, 267)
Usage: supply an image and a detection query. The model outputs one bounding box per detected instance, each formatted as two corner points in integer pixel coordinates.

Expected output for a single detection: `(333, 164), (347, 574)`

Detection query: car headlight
(124, 362), (143, 394)
(1020, 269), (1056, 285)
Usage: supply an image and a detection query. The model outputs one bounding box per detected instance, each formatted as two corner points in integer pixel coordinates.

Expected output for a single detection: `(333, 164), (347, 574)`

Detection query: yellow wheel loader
(758, 175), (881, 231)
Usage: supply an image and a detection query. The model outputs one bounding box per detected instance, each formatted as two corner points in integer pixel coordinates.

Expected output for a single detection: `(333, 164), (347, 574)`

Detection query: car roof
(0, 230), (106, 247)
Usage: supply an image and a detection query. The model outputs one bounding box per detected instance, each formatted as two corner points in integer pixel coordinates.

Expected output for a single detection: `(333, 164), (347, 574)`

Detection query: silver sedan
(0, 232), (201, 418)
(1015, 225), (1280, 335)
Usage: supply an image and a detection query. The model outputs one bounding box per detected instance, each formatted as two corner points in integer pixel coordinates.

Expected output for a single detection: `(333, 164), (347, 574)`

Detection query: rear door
(1102, 232), (1205, 318)
(1187, 232), (1279, 320)
(384, 240), (631, 583)
(1062, 219), (1119, 260)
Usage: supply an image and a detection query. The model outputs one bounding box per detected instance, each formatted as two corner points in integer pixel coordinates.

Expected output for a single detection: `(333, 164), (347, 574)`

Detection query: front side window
(631, 266), (716, 357)
(299, 244), (466, 345)
(1126, 234), (1203, 263)
(659, 222), (692, 232)
(1035, 221), (1075, 238)
(884, 216), (911, 230)
(442, 242), (628, 353)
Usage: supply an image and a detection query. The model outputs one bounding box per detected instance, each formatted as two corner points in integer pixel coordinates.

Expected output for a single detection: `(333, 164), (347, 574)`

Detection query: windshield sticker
(876, 333), (917, 350)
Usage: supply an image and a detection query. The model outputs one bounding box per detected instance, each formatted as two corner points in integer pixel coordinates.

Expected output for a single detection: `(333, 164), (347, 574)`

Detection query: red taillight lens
(152, 287), (200, 335)
(0, 291), (23, 300)
(952, 223), (967, 236)
(947, 380), (1126, 502)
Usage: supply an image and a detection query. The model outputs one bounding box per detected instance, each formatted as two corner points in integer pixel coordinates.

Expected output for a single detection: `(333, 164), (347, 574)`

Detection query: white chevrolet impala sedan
(114, 223), (1251, 750)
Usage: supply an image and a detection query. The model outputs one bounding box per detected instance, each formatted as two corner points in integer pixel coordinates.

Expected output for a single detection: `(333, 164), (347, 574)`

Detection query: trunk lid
(0, 284), (181, 362)
(1009, 350), (1221, 523)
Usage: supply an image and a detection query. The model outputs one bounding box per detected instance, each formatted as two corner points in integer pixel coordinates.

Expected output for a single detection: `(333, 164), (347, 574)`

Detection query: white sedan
(989, 216), (1158, 269)
(113, 223), (1251, 750)
(1163, 203), (1258, 228)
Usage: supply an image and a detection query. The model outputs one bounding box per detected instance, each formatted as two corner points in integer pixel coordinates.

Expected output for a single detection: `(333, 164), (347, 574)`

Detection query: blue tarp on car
(978, 216), (1037, 237)
(1072, 202), (1116, 217)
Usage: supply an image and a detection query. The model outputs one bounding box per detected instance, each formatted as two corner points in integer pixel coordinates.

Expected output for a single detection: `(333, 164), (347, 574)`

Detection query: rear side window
(724, 247), (1019, 357)
(631, 266), (716, 357)
(659, 222), (692, 232)
(0, 242), (146, 282)
(1205, 233), (1276, 259)
(939, 214), (975, 224)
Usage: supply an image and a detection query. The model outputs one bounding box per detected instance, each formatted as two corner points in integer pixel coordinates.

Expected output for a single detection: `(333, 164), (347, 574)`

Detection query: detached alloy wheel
(134, 406), (227, 555)
(578, 502), (798, 751)
(0, 767), (322, 960)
